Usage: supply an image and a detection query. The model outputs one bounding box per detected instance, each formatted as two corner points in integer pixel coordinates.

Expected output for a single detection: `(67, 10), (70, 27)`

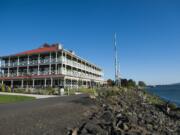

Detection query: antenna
(114, 33), (121, 87)
(114, 33), (118, 84)
(117, 59), (121, 87)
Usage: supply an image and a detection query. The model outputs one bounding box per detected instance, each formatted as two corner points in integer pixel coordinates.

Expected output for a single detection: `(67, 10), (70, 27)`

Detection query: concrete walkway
(0, 92), (60, 99)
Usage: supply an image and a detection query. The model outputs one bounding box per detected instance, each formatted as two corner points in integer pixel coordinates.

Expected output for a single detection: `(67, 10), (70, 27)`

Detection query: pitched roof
(15, 44), (59, 56)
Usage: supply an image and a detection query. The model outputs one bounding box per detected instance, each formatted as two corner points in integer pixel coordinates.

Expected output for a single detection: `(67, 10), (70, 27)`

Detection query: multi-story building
(0, 43), (104, 89)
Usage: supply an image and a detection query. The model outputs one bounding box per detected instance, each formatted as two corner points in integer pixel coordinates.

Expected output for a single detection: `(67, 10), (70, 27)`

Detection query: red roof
(15, 44), (59, 56)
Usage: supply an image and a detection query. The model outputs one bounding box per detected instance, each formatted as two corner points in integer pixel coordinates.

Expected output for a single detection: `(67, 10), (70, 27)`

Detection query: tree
(107, 79), (115, 87)
(138, 81), (146, 87)
(128, 79), (136, 87)
(121, 79), (128, 87)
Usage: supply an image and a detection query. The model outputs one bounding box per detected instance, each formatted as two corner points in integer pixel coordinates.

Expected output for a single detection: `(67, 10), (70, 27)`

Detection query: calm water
(147, 84), (180, 106)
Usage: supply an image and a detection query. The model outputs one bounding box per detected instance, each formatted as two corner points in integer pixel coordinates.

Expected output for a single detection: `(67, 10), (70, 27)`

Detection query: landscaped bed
(0, 95), (35, 104)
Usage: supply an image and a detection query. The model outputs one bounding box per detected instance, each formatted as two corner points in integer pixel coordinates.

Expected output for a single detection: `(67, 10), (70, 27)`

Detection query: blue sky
(0, 0), (180, 85)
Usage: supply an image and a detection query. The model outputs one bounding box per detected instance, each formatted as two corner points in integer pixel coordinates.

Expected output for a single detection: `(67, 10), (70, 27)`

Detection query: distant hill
(155, 83), (180, 87)
(171, 83), (180, 86)
(148, 83), (180, 88)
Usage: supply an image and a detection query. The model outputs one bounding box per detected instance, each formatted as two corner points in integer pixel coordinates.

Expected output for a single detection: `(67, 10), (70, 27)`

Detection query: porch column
(55, 51), (58, 74)
(90, 81), (92, 88)
(65, 51), (67, 74)
(49, 52), (52, 75)
(71, 56), (73, 76)
(71, 78), (73, 89)
(76, 79), (79, 89)
(21, 80), (24, 88)
(64, 78), (66, 88)
(44, 78), (47, 88)
(32, 79), (35, 88)
(8, 57), (10, 77)
(1, 80), (3, 85)
(27, 55), (29, 75)
(50, 78), (53, 87)
(61, 50), (63, 74)
(38, 54), (40, 75)
(11, 80), (13, 88)
(26, 80), (29, 89)
(17, 56), (19, 76)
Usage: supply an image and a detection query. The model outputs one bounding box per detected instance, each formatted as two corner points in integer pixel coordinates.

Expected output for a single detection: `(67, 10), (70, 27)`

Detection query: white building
(0, 43), (104, 89)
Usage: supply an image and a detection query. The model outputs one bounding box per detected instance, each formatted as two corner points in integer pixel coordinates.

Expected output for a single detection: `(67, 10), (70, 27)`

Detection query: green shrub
(64, 88), (75, 95)
(14, 88), (26, 93)
(1, 84), (5, 92)
(46, 87), (55, 95)
(77, 87), (97, 95)
(7, 86), (11, 92)
(168, 103), (177, 110)
(146, 94), (165, 105)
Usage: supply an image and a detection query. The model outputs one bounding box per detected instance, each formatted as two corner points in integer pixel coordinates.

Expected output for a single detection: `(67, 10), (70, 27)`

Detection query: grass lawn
(0, 95), (35, 104)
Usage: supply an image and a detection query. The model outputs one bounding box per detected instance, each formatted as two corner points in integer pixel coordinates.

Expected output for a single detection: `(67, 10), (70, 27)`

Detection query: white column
(71, 78), (73, 89)
(38, 54), (40, 75)
(61, 51), (63, 74)
(11, 80), (13, 88)
(55, 51), (58, 74)
(76, 79), (79, 89)
(17, 56), (19, 76)
(64, 78), (66, 88)
(27, 55), (29, 75)
(44, 78), (47, 88)
(32, 79), (35, 88)
(65, 51), (67, 74)
(8, 57), (10, 77)
(26, 80), (29, 89)
(90, 81), (92, 88)
(1, 80), (3, 85)
(49, 52), (52, 75)
(50, 78), (53, 87)
(21, 80), (24, 88)
(71, 56), (73, 76)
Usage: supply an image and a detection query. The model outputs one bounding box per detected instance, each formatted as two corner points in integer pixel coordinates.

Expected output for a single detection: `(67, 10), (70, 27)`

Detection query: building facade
(0, 44), (104, 89)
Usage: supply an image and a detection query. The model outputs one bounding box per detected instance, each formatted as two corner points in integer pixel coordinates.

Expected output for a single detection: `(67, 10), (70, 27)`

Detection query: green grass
(77, 88), (97, 95)
(0, 95), (35, 104)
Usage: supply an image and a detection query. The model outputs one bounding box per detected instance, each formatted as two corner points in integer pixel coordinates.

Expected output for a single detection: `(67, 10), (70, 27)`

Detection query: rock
(121, 123), (129, 131)
(128, 115), (138, 124)
(146, 124), (153, 131)
(84, 122), (105, 135)
(72, 128), (78, 135)
(100, 111), (113, 125)
(116, 113), (122, 118)
(73, 88), (180, 135)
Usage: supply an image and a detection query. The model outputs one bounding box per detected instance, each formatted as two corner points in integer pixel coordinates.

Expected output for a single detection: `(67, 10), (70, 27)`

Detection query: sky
(0, 0), (180, 85)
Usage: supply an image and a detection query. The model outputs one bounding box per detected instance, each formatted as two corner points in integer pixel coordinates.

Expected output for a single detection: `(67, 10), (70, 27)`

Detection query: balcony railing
(0, 70), (102, 80)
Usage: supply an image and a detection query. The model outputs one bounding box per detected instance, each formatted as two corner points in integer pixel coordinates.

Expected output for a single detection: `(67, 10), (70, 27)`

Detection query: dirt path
(0, 94), (96, 135)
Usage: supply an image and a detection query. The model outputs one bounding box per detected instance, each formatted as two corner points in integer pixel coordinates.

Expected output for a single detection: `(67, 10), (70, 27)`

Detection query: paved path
(0, 94), (96, 135)
(0, 92), (60, 99)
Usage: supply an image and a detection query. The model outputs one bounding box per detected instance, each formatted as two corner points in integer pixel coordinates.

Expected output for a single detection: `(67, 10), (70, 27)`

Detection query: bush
(46, 87), (55, 95)
(64, 88), (76, 95)
(138, 81), (146, 87)
(7, 86), (11, 92)
(1, 84), (5, 92)
(14, 88), (26, 93)
(77, 88), (97, 95)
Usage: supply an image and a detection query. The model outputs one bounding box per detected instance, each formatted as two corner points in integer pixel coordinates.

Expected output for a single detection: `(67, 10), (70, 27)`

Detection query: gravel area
(0, 94), (96, 135)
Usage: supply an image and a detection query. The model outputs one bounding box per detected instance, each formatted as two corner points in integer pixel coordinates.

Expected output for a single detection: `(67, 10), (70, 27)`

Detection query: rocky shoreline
(68, 88), (180, 135)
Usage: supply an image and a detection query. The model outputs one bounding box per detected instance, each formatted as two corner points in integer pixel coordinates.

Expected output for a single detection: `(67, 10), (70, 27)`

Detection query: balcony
(19, 61), (28, 66)
(29, 60), (38, 65)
